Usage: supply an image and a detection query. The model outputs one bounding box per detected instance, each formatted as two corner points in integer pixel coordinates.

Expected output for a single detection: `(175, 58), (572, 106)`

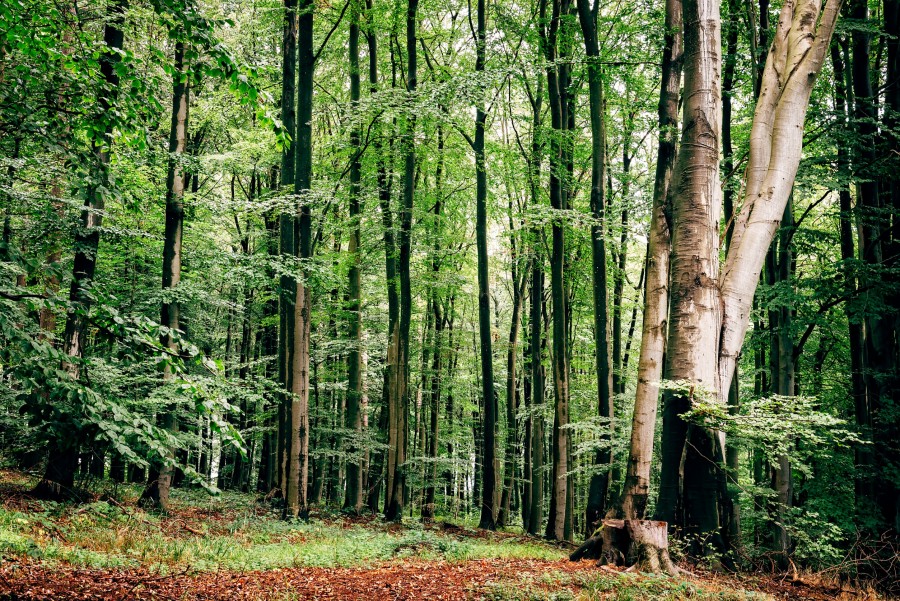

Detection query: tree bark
(285, 0), (314, 519)
(654, 0), (722, 539)
(343, 1), (364, 515)
(35, 0), (127, 500)
(140, 39), (189, 510)
(619, 0), (681, 521)
(385, 0), (417, 522)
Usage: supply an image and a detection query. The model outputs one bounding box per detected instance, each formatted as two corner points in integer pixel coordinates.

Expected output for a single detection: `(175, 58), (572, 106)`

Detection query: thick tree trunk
(570, 519), (680, 575)
(654, 0), (722, 538)
(140, 40), (189, 510)
(385, 0), (417, 522)
(619, 0), (681, 521)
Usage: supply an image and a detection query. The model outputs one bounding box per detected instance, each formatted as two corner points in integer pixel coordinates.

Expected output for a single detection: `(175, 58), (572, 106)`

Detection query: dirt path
(0, 557), (597, 600)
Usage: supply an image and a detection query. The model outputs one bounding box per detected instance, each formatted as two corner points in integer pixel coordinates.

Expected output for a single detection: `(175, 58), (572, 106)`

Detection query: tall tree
(474, 0), (498, 531)
(385, 0), (418, 522)
(540, 0), (572, 541)
(33, 0), (127, 499)
(278, 0), (298, 500)
(576, 0), (614, 532)
(343, 0), (365, 515)
(619, 0), (681, 521)
(140, 39), (190, 510)
(285, 0), (314, 519)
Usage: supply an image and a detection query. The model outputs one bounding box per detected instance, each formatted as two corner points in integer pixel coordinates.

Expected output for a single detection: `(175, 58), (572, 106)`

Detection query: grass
(0, 474), (564, 572)
(0, 471), (779, 599)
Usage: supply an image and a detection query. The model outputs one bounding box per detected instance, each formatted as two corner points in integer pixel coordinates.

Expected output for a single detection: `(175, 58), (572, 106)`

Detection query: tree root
(570, 519), (686, 576)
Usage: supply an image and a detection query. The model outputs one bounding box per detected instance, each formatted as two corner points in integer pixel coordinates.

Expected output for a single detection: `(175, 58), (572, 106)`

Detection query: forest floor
(0, 470), (882, 600)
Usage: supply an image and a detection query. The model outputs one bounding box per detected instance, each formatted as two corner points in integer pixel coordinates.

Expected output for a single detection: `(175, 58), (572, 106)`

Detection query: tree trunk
(570, 519), (680, 575)
(720, 0), (741, 548)
(34, 0), (126, 500)
(830, 39), (874, 523)
(619, 0), (681, 521)
(498, 268), (524, 527)
(422, 129), (445, 522)
(654, 0), (722, 540)
(140, 40), (189, 510)
(385, 0), (417, 522)
(539, 0), (572, 543)
(473, 0), (497, 531)
(278, 0), (298, 501)
(285, 0), (314, 519)
(577, 0), (614, 532)
(343, 2), (364, 515)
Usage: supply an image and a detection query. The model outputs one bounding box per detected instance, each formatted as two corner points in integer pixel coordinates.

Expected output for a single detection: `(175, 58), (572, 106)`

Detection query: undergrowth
(0, 477), (561, 572)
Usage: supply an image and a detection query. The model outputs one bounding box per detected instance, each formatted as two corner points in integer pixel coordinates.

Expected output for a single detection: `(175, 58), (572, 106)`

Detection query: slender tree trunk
(473, 0), (498, 531)
(577, 0), (614, 531)
(498, 271), (524, 527)
(619, 0), (681, 521)
(422, 129), (445, 522)
(278, 0), (298, 500)
(35, 0), (126, 500)
(343, 2), (364, 514)
(539, 0), (572, 542)
(830, 39), (873, 522)
(772, 201), (794, 562)
(364, 0), (397, 514)
(720, 0), (741, 547)
(285, 0), (314, 519)
(140, 40), (189, 510)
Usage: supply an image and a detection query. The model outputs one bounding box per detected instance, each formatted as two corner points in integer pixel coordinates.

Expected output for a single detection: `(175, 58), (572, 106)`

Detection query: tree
(140, 38), (190, 510)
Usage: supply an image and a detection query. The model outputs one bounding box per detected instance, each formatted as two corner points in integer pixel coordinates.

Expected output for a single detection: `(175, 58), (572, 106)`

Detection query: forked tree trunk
(651, 0), (839, 553)
(718, 0), (840, 401)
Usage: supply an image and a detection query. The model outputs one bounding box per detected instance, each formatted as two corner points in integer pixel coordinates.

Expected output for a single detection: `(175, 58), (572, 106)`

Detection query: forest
(0, 0), (898, 597)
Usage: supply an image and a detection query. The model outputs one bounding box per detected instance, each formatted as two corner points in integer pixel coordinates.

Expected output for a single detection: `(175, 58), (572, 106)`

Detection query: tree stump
(570, 519), (681, 575)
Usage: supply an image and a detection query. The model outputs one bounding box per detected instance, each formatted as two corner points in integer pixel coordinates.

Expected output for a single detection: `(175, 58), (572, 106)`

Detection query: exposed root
(571, 519), (684, 576)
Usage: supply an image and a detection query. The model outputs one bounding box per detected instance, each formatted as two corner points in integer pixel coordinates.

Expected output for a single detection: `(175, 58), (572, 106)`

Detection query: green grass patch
(0, 486), (565, 572)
